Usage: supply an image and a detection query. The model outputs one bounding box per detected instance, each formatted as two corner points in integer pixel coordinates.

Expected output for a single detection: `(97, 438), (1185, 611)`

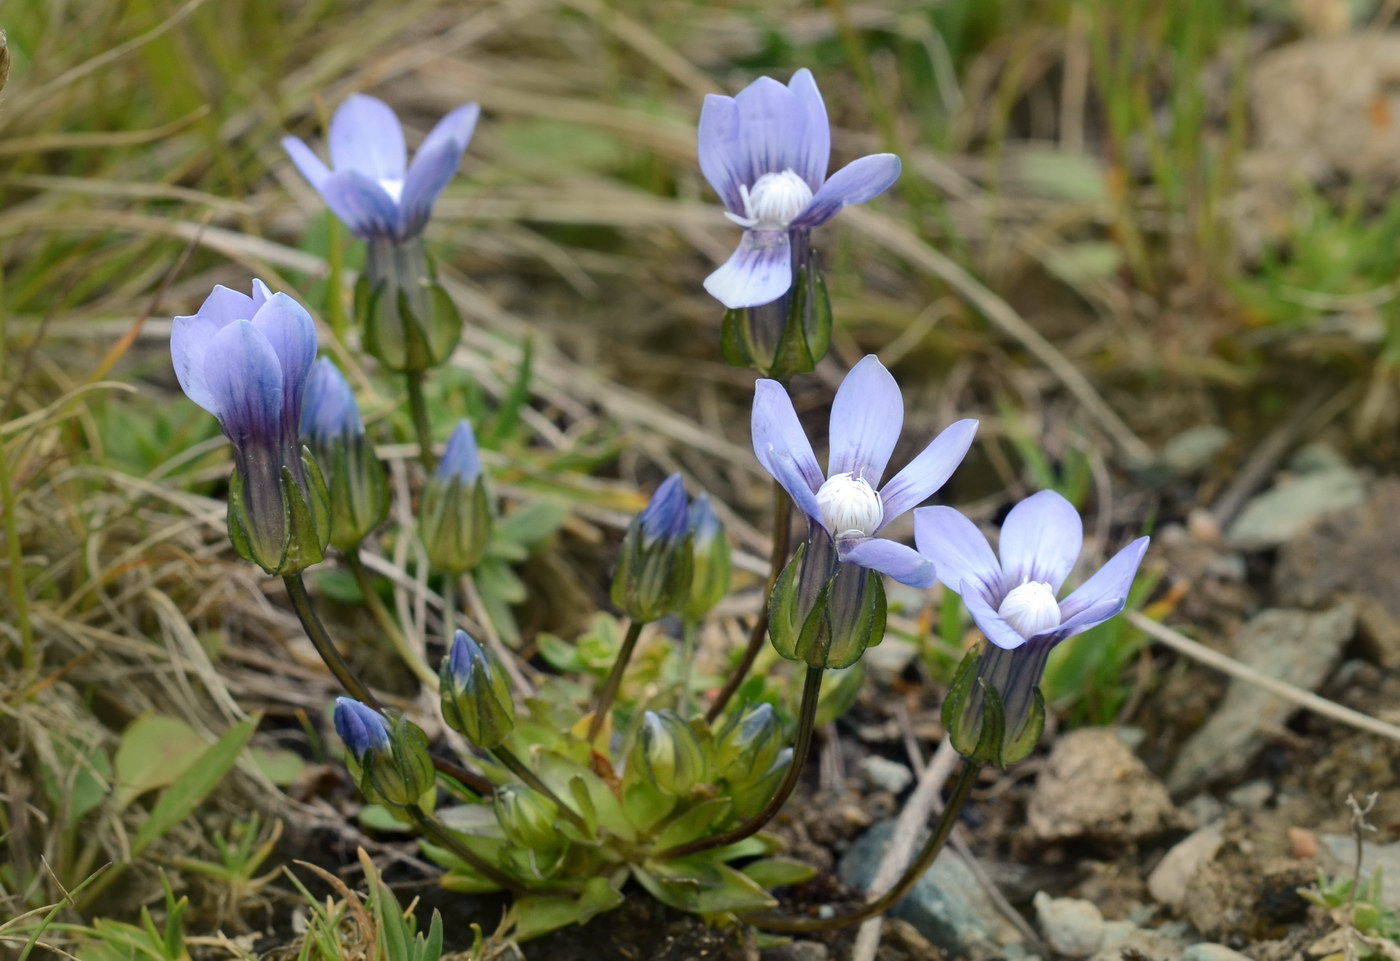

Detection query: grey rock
(1161, 425), (1231, 478)
(839, 821), (1020, 957)
(858, 755), (913, 795)
(760, 942), (828, 961)
(1226, 463), (1365, 550)
(1167, 605), (1355, 792)
(1034, 892), (1105, 958)
(1148, 822), (1226, 909)
(1028, 729), (1178, 843)
(863, 637), (918, 685)
(1182, 944), (1252, 961)
(1320, 835), (1400, 909)
(1226, 779), (1273, 810)
(1099, 920), (1138, 952)
(1088, 924), (1188, 961)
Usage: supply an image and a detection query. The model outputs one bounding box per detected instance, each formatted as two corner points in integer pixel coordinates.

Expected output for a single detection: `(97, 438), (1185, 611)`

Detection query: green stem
(491, 745), (589, 833)
(659, 664), (823, 860)
(705, 482), (792, 723)
(0, 250), (33, 673)
(283, 573), (382, 712)
(346, 551), (437, 690)
(586, 619), (645, 745)
(678, 617), (698, 716)
(404, 371), (435, 470)
(748, 761), (982, 932)
(406, 804), (554, 896)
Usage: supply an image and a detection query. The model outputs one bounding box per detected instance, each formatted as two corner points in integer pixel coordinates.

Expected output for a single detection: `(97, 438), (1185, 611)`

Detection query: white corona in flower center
(727, 169), (814, 230)
(379, 178), (405, 203)
(816, 472), (883, 538)
(997, 581), (1061, 639)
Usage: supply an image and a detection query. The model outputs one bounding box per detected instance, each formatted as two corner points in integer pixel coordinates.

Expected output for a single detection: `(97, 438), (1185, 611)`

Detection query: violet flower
(283, 94), (479, 241)
(753, 355), (976, 587)
(699, 69), (901, 309)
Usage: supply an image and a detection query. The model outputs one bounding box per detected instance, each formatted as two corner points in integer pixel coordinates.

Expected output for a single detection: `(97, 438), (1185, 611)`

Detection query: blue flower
(333, 697), (390, 764)
(171, 281), (326, 572)
(913, 491), (1150, 652)
(639, 473), (689, 546)
(301, 358), (365, 444)
(699, 69), (901, 309)
(283, 94), (480, 240)
(752, 355), (976, 587)
(686, 492), (722, 545)
(435, 419), (482, 485)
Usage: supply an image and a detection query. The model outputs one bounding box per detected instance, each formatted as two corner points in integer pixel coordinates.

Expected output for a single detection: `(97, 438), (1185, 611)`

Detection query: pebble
(1033, 893), (1105, 959)
(1182, 944), (1253, 961)
(1148, 822), (1226, 909)
(858, 755), (913, 795)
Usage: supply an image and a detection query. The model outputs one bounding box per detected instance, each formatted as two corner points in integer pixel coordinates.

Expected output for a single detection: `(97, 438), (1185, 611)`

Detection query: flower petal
(878, 418), (978, 525)
(841, 537), (935, 588)
(1036, 598), (1127, 646)
(1057, 536), (1150, 622)
(766, 447), (825, 529)
(786, 69), (829, 191)
(697, 93), (745, 213)
(198, 284), (260, 325)
(436, 419), (482, 484)
(250, 279), (272, 307)
(282, 136), (331, 192)
(998, 490), (1084, 593)
(250, 293), (318, 424)
(203, 320), (283, 448)
(704, 229), (792, 309)
(751, 379), (823, 493)
(401, 104), (480, 238)
(171, 312), (224, 416)
(913, 506), (1003, 601)
(963, 585), (1030, 651)
(329, 94), (406, 182)
(791, 153), (901, 229)
(319, 170), (401, 238)
(301, 358), (363, 442)
(828, 354), (903, 484)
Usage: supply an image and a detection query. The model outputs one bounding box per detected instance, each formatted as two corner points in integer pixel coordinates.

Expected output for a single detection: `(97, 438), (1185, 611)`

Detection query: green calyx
(316, 433), (390, 552)
(356, 239), (463, 373)
(439, 646), (515, 751)
(226, 448), (331, 576)
(345, 713), (435, 808)
(420, 474), (493, 575)
(767, 540), (887, 669)
(610, 523), (694, 623)
(719, 252), (832, 380)
(942, 645), (1047, 768)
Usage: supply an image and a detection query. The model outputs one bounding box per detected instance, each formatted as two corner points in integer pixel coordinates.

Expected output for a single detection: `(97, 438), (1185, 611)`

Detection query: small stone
(1148, 822), (1225, 909)
(1034, 893), (1105, 959)
(1226, 779), (1273, 810)
(760, 942), (828, 961)
(1289, 827), (1319, 859)
(863, 637), (918, 685)
(1226, 463), (1365, 550)
(858, 755), (913, 795)
(1161, 426), (1232, 478)
(1028, 729), (1178, 843)
(1088, 924), (1188, 961)
(1182, 944), (1252, 961)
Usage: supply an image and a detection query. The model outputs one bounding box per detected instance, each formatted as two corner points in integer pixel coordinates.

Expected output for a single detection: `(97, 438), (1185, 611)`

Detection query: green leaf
(740, 857), (817, 889)
(250, 747), (305, 786)
(536, 632), (586, 673)
(114, 715), (209, 809)
(130, 716), (257, 856)
(511, 876), (624, 940)
(654, 798), (731, 851)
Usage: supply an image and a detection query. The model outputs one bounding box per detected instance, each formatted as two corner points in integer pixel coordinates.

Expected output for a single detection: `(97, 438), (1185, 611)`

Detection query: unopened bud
(610, 475), (694, 622)
(713, 702), (783, 786)
(440, 630), (515, 749)
(683, 493), (731, 621)
(419, 420), (493, 574)
(630, 710), (706, 796)
(333, 698), (434, 807)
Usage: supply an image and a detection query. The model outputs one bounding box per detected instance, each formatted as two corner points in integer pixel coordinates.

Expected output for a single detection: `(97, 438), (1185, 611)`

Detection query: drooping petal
(827, 355), (903, 484)
(963, 586), (1031, 652)
(436, 419), (482, 484)
(732, 76), (806, 191)
(697, 93), (745, 213)
(791, 153), (901, 229)
(704, 229), (792, 309)
(250, 293), (318, 423)
(1057, 536), (1150, 622)
(841, 537), (935, 588)
(751, 379), (823, 492)
(401, 103), (480, 238)
(203, 320), (284, 448)
(282, 136), (331, 192)
(912, 506), (1003, 601)
(329, 94), (406, 182)
(998, 490), (1084, 594)
(319, 170), (401, 238)
(786, 69), (829, 191)
(766, 447), (825, 529)
(170, 312), (224, 416)
(877, 418), (978, 525)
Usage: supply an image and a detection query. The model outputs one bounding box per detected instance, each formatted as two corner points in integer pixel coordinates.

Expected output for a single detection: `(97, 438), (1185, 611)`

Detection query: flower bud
(419, 421), (493, 574)
(493, 784), (560, 851)
(300, 359), (388, 551)
(713, 702), (783, 787)
(683, 494), (731, 621)
(629, 710), (706, 796)
(767, 526), (886, 669)
(942, 643), (1047, 767)
(333, 698), (434, 807)
(719, 243), (831, 380)
(357, 237), (462, 372)
(439, 629), (515, 750)
(610, 474), (694, 622)
(731, 747), (791, 818)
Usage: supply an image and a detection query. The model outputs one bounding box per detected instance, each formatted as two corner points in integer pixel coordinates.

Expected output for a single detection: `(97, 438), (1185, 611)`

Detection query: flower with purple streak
(283, 94), (479, 240)
(913, 490), (1149, 652)
(333, 697), (390, 763)
(698, 69), (901, 309)
(752, 355), (977, 587)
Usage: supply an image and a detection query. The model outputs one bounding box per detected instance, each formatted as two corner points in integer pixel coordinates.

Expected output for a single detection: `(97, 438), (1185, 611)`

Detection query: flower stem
(748, 760), (981, 932)
(283, 573), (382, 712)
(404, 371), (436, 470)
(678, 617), (698, 716)
(586, 619), (645, 745)
(406, 803), (550, 895)
(659, 663), (823, 860)
(346, 550), (437, 690)
(706, 481), (792, 723)
(491, 745), (589, 833)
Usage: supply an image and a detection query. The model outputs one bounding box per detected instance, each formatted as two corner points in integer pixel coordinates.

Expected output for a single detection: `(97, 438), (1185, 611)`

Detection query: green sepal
(420, 475), (494, 575)
(1002, 686), (1046, 766)
(942, 646), (1046, 767)
(717, 254), (832, 379)
(683, 526), (732, 622)
(822, 567), (886, 669)
(365, 715), (435, 807)
(321, 434), (389, 551)
(609, 523), (694, 622)
(357, 267), (463, 373)
(226, 449), (330, 575)
(766, 542), (810, 661)
(439, 642), (515, 750)
(767, 545), (885, 668)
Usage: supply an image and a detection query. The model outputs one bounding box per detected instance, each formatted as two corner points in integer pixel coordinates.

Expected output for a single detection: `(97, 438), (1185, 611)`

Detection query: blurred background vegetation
(4, 0), (1398, 953)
